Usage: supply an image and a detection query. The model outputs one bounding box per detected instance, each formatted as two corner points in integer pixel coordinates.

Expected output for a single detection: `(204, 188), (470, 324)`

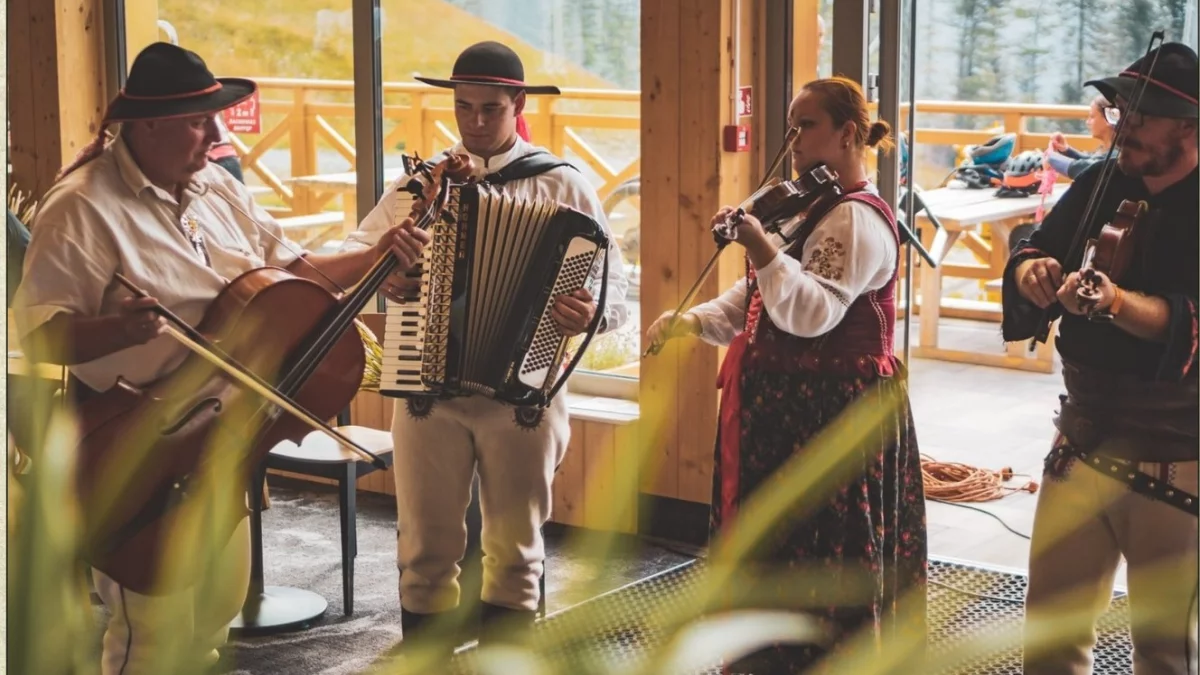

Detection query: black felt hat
(1085, 42), (1198, 119)
(104, 42), (257, 123)
(414, 41), (561, 95)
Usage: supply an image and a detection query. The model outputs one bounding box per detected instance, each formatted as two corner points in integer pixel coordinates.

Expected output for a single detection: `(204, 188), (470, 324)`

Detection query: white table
(911, 183), (1070, 372)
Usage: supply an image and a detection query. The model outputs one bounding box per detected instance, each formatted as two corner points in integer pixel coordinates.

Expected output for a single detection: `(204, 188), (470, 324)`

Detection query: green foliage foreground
(8, 344), (1155, 674)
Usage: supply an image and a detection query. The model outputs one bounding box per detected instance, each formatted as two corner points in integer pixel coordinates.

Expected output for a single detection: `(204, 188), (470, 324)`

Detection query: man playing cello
(11, 42), (428, 674)
(1003, 41), (1199, 674)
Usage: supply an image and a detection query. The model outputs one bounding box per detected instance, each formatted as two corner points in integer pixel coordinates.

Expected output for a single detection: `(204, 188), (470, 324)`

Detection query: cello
(73, 153), (473, 594)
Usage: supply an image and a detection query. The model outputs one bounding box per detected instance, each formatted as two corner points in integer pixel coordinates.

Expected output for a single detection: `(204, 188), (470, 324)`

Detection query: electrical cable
(922, 454), (1039, 503)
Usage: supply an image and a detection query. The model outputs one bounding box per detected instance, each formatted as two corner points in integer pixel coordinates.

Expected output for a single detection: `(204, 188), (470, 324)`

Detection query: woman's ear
(841, 121), (856, 149)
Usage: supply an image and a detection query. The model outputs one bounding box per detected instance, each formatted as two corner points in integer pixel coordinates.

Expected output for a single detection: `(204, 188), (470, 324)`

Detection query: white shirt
(689, 191), (897, 346)
(342, 137), (630, 333)
(11, 136), (308, 392)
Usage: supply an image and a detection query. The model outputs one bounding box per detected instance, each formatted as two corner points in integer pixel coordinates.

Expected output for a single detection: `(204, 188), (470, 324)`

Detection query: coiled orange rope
(921, 454), (1039, 502)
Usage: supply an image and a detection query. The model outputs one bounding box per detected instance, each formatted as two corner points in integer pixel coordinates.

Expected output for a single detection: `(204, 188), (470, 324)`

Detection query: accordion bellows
(380, 181), (609, 407)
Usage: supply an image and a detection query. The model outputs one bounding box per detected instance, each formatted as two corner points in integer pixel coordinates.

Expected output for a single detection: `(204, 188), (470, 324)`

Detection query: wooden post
(639, 0), (770, 505)
(9, 0), (109, 202)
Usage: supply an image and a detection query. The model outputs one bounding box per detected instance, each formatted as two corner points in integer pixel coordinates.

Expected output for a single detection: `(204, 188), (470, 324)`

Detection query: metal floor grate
(452, 557), (1132, 675)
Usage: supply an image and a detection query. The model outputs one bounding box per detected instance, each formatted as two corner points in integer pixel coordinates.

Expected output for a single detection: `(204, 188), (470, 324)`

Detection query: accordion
(379, 181), (610, 407)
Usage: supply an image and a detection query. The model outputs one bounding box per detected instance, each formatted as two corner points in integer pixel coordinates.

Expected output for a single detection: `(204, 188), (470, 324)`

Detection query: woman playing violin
(1002, 41), (1199, 675)
(646, 77), (927, 674)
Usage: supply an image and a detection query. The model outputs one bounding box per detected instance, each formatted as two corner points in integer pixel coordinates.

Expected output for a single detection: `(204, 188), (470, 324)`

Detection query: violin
(643, 126), (842, 358)
(1076, 199), (1149, 321)
(711, 164), (841, 242)
(73, 153), (474, 594)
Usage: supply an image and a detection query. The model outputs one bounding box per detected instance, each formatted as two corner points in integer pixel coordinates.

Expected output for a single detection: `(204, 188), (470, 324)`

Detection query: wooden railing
(226, 76), (1096, 219)
(227, 78), (640, 218)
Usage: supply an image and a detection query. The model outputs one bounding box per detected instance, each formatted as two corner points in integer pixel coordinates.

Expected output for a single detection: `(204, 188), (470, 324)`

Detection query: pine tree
(952, 0), (1008, 106)
(1012, 1), (1049, 104)
(1162, 0), (1190, 42)
(1115, 0), (1162, 65)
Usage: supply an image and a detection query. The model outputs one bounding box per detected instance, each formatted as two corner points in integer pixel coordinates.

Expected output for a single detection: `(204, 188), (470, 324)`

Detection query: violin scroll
(1075, 199), (1149, 321)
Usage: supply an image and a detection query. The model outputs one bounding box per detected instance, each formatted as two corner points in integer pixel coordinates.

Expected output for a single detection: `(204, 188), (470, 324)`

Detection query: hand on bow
(645, 310), (701, 350)
(117, 296), (168, 345)
(1016, 257), (1065, 309)
(711, 206), (778, 269)
(552, 289), (596, 337)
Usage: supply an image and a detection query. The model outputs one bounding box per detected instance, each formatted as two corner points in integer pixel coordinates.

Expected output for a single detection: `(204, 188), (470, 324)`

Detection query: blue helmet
(964, 132), (1017, 167)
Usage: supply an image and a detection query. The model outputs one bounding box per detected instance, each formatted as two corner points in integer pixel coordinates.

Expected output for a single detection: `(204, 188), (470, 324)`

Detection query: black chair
(263, 425), (395, 616)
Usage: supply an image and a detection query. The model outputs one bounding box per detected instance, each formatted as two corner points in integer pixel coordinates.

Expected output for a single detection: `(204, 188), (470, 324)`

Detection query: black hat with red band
(1085, 42), (1198, 119)
(104, 42), (257, 123)
(414, 41), (561, 95)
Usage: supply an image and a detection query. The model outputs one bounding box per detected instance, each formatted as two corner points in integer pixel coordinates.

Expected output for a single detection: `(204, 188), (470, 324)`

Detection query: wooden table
(911, 183), (1070, 373)
(288, 168), (407, 235)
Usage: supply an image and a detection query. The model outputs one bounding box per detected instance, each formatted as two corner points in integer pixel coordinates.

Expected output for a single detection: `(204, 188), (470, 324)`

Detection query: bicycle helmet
(965, 132), (1016, 167)
(994, 150), (1046, 198)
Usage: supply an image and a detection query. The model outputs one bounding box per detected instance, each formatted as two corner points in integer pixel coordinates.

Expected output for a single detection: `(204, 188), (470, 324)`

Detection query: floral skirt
(710, 367), (928, 674)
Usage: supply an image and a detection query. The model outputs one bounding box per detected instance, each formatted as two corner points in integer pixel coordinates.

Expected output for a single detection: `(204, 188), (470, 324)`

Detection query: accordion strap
(544, 247), (610, 406)
(483, 150), (578, 185)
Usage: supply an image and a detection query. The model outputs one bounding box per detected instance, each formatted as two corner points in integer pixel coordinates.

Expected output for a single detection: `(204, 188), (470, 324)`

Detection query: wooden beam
(9, 0), (108, 202)
(638, 0), (683, 499)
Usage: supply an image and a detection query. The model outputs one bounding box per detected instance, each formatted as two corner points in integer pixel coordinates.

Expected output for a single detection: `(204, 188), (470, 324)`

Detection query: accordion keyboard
(379, 189), (435, 395)
(380, 257), (431, 393)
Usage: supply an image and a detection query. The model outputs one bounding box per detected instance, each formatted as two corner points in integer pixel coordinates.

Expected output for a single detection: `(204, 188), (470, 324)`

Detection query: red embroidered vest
(739, 186), (900, 378)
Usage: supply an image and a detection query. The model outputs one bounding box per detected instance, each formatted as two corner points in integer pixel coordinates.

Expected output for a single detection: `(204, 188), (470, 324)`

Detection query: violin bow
(643, 127), (799, 357)
(1028, 30), (1165, 351)
(114, 274), (389, 469)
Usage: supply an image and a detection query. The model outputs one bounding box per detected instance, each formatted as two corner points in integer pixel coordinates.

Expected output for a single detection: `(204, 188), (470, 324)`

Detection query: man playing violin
(1003, 41), (1199, 675)
(11, 43), (427, 675)
(341, 41), (629, 656)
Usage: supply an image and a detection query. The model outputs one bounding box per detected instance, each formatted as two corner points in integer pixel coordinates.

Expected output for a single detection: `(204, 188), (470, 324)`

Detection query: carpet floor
(215, 481), (693, 674)
(89, 480), (1134, 675)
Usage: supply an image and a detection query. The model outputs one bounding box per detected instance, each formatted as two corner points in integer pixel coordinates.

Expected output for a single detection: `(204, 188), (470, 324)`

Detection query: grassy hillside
(158, 0), (616, 89)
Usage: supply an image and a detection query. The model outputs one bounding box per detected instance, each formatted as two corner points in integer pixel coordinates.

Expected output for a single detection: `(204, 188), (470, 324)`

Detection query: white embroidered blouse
(688, 191), (897, 346)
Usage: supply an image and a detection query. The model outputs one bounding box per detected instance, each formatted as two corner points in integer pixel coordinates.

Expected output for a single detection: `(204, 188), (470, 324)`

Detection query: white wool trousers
(1024, 435), (1198, 675)
(92, 516), (251, 675)
(390, 393), (569, 614)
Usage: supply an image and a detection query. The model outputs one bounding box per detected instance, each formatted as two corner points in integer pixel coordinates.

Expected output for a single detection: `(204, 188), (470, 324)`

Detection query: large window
(378, 0), (643, 391)
(126, 0), (643, 396)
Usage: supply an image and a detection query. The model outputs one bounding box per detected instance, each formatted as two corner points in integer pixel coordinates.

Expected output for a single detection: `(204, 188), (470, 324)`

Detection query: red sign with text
(738, 86), (753, 117)
(222, 89), (262, 134)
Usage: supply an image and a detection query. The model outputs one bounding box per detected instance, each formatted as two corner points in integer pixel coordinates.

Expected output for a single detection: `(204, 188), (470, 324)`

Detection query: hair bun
(866, 120), (892, 148)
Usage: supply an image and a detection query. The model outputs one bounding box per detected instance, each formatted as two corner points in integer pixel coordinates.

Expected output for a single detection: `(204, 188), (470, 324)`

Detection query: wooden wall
(8, 0), (109, 201)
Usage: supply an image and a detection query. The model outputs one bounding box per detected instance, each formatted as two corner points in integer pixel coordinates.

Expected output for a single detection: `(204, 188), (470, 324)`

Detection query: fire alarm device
(723, 124), (751, 152)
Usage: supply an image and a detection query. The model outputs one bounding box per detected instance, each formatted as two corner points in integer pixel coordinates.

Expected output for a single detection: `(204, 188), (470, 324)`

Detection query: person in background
(1044, 94), (1116, 180)
(1011, 94), (1117, 252)
(8, 208), (30, 307)
(207, 115), (245, 184)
